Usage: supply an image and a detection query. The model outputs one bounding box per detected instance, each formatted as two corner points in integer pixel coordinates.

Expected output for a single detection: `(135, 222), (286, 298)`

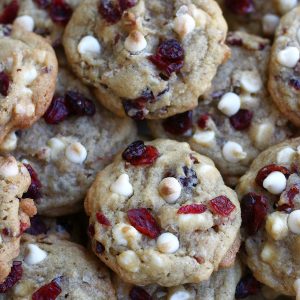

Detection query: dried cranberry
(34, 0), (52, 9)
(23, 164), (42, 200)
(2, 228), (9, 236)
(129, 286), (152, 300)
(241, 193), (268, 235)
(44, 96), (69, 124)
(149, 39), (184, 76)
(32, 279), (62, 300)
(118, 0), (137, 11)
(127, 208), (161, 238)
(229, 109), (253, 130)
(179, 166), (198, 189)
(98, 0), (121, 24)
(224, 0), (255, 15)
(289, 78), (300, 91)
(49, 0), (72, 25)
(209, 196), (236, 217)
(197, 114), (209, 129)
(0, 0), (19, 24)
(277, 185), (299, 211)
(235, 274), (261, 299)
(25, 215), (48, 235)
(65, 91), (96, 116)
(88, 224), (95, 237)
(177, 204), (207, 214)
(162, 111), (193, 135)
(226, 34), (243, 47)
(122, 141), (159, 166)
(96, 212), (111, 226)
(0, 261), (23, 293)
(0, 71), (10, 96)
(255, 164), (290, 187)
(95, 241), (105, 254)
(19, 221), (29, 234)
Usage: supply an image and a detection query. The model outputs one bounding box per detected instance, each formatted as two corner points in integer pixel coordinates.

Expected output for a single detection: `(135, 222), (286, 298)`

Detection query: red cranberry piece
(179, 166), (198, 189)
(49, 0), (72, 25)
(44, 96), (69, 124)
(34, 0), (52, 9)
(209, 196), (236, 217)
(127, 208), (161, 239)
(98, 0), (121, 24)
(229, 109), (253, 130)
(96, 241), (105, 254)
(224, 0), (255, 15)
(2, 228), (10, 236)
(289, 78), (300, 90)
(88, 224), (95, 237)
(65, 91), (96, 116)
(129, 286), (152, 300)
(241, 192), (268, 235)
(255, 164), (290, 187)
(0, 71), (10, 96)
(235, 274), (261, 299)
(118, 0), (137, 11)
(32, 279), (62, 300)
(277, 184), (299, 212)
(0, 0), (19, 24)
(0, 261), (23, 293)
(96, 212), (111, 226)
(25, 215), (48, 235)
(177, 204), (207, 214)
(122, 141), (159, 166)
(23, 164), (42, 200)
(226, 33), (243, 47)
(19, 221), (29, 235)
(149, 39), (184, 76)
(197, 114), (210, 129)
(162, 111), (193, 136)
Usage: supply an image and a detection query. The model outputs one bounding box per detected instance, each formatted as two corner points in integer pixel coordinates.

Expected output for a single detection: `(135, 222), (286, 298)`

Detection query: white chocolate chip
(192, 130), (215, 147)
(288, 210), (300, 234)
(218, 92), (241, 117)
(188, 4), (207, 28)
(276, 147), (296, 164)
(65, 142), (87, 164)
(173, 14), (195, 38)
(24, 244), (47, 265)
(124, 30), (147, 53)
(294, 278), (300, 300)
(110, 174), (133, 197)
(14, 15), (35, 31)
(168, 287), (192, 300)
(222, 141), (247, 163)
(157, 232), (179, 254)
(117, 250), (141, 272)
(25, 103), (35, 116)
(0, 132), (18, 152)
(47, 137), (66, 159)
(260, 243), (277, 263)
(78, 36), (101, 56)
(250, 122), (275, 150)
(262, 14), (280, 36)
(158, 177), (181, 203)
(277, 46), (300, 68)
(176, 5), (189, 16)
(240, 71), (262, 93)
(276, 0), (298, 14)
(112, 223), (141, 246)
(265, 211), (288, 240)
(178, 212), (213, 232)
(21, 66), (38, 85)
(0, 157), (19, 178)
(263, 171), (287, 195)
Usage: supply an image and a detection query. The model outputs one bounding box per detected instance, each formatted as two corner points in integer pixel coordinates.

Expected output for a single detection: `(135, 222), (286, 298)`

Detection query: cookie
(63, 0), (229, 119)
(148, 31), (291, 185)
(0, 156), (36, 284)
(0, 24), (58, 145)
(269, 6), (300, 126)
(85, 139), (241, 286)
(236, 137), (300, 296)
(11, 66), (137, 217)
(4, 234), (116, 299)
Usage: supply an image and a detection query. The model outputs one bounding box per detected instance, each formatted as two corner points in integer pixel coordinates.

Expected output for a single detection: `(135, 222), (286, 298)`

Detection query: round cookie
(0, 24), (58, 145)
(269, 6), (300, 126)
(148, 31), (291, 185)
(4, 234), (116, 299)
(63, 0), (229, 119)
(85, 139), (241, 286)
(236, 137), (300, 297)
(11, 66), (137, 217)
(0, 156), (36, 284)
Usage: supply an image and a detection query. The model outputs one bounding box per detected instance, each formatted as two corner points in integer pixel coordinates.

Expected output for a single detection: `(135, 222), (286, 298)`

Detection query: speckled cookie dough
(85, 139), (241, 286)
(0, 24), (58, 145)
(63, 0), (229, 119)
(0, 156), (36, 284)
(236, 137), (300, 297)
(269, 6), (300, 126)
(11, 66), (137, 217)
(5, 234), (116, 299)
(148, 31), (291, 185)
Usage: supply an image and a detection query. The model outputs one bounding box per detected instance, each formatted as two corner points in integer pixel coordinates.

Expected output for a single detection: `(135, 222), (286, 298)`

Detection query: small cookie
(0, 24), (58, 144)
(148, 32), (291, 185)
(0, 156), (36, 284)
(63, 0), (229, 119)
(236, 137), (300, 296)
(12, 66), (137, 217)
(85, 139), (241, 286)
(269, 6), (300, 126)
(4, 234), (116, 299)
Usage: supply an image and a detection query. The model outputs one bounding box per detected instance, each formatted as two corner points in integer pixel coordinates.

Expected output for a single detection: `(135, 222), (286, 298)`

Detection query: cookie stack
(0, 0), (299, 299)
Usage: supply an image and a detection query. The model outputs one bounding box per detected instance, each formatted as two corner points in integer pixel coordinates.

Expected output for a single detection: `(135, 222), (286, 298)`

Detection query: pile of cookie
(0, 0), (300, 299)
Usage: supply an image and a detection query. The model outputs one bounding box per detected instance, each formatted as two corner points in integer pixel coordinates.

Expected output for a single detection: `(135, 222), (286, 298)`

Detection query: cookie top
(148, 31), (291, 185)
(0, 156), (36, 284)
(85, 139), (241, 286)
(63, 0), (229, 119)
(0, 24), (58, 145)
(5, 234), (116, 299)
(269, 6), (300, 126)
(236, 137), (300, 296)
(115, 259), (242, 300)
(12, 66), (137, 217)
